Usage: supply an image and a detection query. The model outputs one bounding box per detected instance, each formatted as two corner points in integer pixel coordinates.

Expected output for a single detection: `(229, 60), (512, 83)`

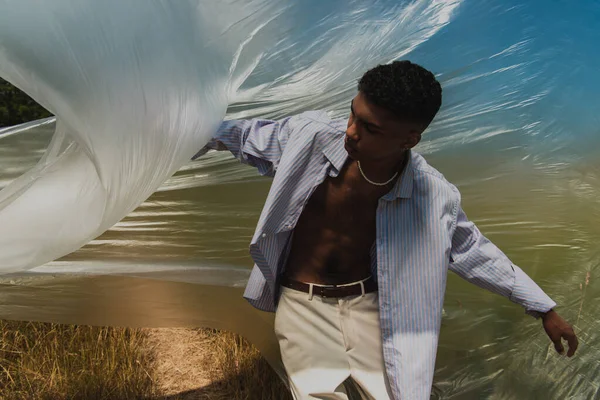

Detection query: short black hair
(358, 60), (442, 127)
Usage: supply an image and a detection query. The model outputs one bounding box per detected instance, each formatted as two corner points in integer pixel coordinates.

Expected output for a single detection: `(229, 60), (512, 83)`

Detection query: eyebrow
(350, 100), (384, 131)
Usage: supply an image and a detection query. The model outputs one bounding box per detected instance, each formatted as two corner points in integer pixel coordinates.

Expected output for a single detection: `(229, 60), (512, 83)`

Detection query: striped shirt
(196, 110), (557, 400)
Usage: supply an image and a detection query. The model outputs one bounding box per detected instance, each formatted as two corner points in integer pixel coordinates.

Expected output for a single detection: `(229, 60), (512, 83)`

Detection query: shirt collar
(383, 150), (414, 200)
(321, 131), (348, 173)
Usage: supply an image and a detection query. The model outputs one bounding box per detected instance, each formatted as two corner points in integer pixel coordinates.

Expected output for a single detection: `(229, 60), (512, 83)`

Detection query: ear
(404, 130), (422, 149)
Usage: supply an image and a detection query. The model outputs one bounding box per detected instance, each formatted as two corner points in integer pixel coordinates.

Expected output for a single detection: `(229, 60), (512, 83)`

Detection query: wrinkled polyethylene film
(1, 0), (599, 398)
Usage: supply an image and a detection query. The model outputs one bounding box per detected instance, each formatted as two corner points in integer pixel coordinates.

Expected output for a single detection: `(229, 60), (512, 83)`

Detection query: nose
(346, 119), (359, 142)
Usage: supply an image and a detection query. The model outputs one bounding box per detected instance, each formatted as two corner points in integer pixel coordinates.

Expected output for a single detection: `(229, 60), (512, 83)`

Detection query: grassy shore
(0, 320), (290, 400)
(191, 329), (291, 400)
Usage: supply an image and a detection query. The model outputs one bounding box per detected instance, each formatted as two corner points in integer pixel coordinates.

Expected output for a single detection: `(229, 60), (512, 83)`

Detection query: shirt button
(261, 233), (267, 238)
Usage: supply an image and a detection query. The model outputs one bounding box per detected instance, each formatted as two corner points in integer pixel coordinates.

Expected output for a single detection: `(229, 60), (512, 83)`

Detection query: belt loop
(308, 283), (314, 301)
(359, 281), (365, 297)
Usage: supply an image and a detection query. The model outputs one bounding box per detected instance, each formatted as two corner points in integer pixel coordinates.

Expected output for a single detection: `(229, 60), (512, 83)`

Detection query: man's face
(345, 92), (422, 163)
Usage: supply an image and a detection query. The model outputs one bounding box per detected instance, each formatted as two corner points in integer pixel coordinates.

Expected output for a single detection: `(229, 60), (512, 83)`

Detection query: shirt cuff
(509, 264), (557, 318)
(525, 308), (554, 319)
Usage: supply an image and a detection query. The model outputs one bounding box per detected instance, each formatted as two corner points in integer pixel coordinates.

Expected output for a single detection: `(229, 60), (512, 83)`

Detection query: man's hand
(542, 310), (578, 357)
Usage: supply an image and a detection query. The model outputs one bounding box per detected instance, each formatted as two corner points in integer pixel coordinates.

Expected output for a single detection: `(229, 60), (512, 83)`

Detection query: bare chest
(300, 163), (390, 228)
(283, 162), (393, 283)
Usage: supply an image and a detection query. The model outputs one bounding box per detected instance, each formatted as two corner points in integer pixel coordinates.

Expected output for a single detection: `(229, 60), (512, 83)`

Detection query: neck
(357, 151), (408, 183)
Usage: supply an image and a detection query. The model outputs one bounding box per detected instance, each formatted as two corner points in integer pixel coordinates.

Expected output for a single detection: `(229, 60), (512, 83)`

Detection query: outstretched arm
(449, 205), (578, 356)
(192, 116), (298, 177)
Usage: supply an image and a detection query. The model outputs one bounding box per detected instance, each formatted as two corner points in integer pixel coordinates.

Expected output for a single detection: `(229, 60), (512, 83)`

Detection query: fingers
(553, 339), (565, 355)
(551, 330), (578, 357)
(565, 331), (579, 357)
(542, 312), (579, 357)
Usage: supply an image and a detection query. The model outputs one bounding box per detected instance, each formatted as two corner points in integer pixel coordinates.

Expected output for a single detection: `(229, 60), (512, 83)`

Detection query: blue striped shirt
(196, 110), (557, 400)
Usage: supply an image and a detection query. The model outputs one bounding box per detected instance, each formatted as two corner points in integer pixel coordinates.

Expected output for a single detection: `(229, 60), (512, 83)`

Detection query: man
(193, 61), (578, 399)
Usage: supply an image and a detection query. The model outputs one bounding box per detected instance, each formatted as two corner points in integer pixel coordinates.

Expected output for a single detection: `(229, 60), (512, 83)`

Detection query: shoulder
(286, 111), (346, 145)
(289, 110), (344, 130)
(410, 152), (461, 202)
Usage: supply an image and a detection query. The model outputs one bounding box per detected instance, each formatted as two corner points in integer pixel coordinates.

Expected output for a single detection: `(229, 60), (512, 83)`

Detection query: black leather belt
(280, 276), (377, 298)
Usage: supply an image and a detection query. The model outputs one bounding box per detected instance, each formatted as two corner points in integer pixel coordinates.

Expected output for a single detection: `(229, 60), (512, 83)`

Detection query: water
(1, 118), (598, 398)
(1, 0), (600, 398)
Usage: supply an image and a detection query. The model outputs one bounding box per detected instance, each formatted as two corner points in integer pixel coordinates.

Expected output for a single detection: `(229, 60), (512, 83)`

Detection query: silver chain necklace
(357, 161), (399, 186)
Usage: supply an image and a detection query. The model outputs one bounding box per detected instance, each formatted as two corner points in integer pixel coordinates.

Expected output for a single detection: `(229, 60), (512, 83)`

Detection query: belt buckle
(320, 283), (338, 299)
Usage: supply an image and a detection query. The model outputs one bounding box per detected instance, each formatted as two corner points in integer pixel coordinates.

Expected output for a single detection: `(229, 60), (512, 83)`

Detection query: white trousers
(275, 286), (393, 400)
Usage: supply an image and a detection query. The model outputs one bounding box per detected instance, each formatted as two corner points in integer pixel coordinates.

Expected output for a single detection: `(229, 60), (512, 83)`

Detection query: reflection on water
(1, 122), (599, 398)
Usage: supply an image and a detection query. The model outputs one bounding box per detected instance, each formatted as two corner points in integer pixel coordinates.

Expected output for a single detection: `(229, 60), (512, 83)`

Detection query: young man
(194, 61), (578, 399)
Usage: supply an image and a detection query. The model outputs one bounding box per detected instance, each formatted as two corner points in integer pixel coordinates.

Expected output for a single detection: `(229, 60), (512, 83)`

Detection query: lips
(345, 138), (357, 152)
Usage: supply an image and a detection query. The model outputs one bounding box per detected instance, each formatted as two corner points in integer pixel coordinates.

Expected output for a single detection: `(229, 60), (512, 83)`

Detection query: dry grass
(0, 321), (290, 400)
(144, 328), (212, 397)
(192, 329), (292, 400)
(0, 320), (155, 400)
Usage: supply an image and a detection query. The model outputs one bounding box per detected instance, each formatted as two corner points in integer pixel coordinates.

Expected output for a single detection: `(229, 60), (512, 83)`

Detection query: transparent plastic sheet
(1, 0), (599, 398)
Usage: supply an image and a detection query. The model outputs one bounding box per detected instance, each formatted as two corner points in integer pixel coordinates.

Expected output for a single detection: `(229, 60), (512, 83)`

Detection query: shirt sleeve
(191, 116), (297, 177)
(449, 205), (557, 318)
